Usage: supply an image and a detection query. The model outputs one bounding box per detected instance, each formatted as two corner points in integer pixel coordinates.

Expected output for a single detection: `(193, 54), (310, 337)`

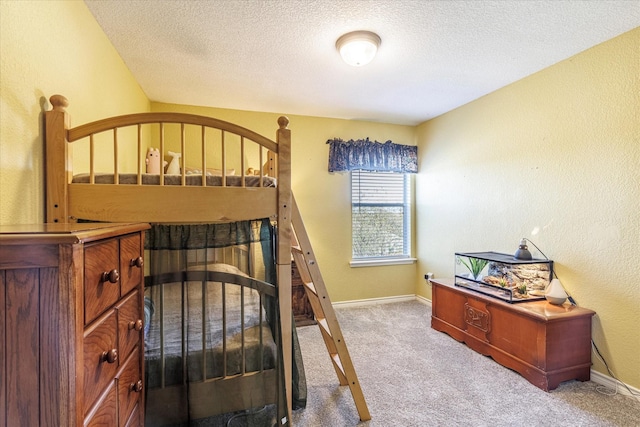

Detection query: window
(351, 170), (412, 265)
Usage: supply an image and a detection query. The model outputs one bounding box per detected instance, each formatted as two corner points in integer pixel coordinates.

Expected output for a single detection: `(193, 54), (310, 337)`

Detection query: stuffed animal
(145, 148), (167, 174)
(166, 151), (181, 175)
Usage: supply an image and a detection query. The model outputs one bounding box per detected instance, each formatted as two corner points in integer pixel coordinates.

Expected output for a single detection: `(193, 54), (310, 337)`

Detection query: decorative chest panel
(464, 303), (491, 333)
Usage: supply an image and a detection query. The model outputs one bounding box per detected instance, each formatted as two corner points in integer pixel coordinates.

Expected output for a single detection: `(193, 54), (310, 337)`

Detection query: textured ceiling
(85, 0), (640, 125)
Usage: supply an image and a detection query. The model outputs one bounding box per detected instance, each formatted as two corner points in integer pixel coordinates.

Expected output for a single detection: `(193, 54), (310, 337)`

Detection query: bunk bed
(44, 95), (301, 426)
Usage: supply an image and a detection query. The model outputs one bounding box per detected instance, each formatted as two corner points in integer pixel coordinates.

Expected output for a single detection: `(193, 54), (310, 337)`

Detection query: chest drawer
(85, 382), (118, 427)
(120, 233), (144, 296)
(118, 291), (143, 363)
(85, 239), (121, 325)
(125, 405), (142, 427)
(118, 348), (143, 427)
(84, 309), (119, 412)
(85, 234), (145, 326)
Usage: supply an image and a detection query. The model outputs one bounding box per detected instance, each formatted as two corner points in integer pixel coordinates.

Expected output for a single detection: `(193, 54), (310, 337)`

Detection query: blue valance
(327, 138), (418, 173)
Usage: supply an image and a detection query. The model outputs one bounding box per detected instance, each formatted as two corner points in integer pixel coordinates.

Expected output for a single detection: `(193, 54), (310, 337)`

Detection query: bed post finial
(45, 94), (71, 223)
(49, 94), (69, 112)
(277, 116), (289, 129)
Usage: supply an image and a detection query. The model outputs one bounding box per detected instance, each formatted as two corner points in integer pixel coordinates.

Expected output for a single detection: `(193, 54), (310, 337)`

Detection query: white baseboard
(332, 294), (432, 308)
(415, 294), (432, 306)
(590, 369), (640, 400)
(332, 294), (417, 308)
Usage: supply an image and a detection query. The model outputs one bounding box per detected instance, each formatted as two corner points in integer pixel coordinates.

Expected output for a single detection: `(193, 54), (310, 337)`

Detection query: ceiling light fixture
(336, 31), (381, 67)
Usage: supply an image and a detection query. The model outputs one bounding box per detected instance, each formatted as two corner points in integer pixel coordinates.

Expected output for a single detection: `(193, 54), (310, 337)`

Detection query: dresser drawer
(84, 309), (119, 411)
(85, 382), (118, 427)
(85, 239), (121, 325)
(124, 404), (142, 427)
(120, 233), (144, 296)
(118, 291), (142, 363)
(118, 349), (143, 427)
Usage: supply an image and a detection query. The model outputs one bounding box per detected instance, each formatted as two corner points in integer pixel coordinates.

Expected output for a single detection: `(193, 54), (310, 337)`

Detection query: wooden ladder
(291, 196), (371, 421)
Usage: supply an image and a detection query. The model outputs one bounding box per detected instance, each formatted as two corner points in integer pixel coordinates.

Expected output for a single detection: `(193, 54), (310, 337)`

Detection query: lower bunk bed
(143, 222), (306, 427)
(138, 223), (306, 427)
(144, 271), (279, 426)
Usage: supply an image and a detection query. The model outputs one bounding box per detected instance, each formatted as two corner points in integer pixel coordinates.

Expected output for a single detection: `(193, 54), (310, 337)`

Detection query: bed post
(276, 116), (292, 425)
(264, 150), (277, 177)
(45, 95), (72, 223)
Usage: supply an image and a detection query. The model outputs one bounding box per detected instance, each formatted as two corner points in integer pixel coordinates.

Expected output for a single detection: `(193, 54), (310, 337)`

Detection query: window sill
(350, 257), (417, 268)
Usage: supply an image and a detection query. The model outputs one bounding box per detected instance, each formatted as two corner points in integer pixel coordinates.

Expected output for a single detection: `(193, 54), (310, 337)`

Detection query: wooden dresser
(0, 222), (149, 426)
(430, 278), (595, 391)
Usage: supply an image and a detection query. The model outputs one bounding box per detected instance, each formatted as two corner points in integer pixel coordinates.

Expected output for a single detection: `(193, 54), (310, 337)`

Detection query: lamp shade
(545, 279), (568, 305)
(336, 31), (381, 67)
(514, 238), (532, 260)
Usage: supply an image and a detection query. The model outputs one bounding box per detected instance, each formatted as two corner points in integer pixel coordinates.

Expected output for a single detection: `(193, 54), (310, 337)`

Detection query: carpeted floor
(291, 300), (640, 426)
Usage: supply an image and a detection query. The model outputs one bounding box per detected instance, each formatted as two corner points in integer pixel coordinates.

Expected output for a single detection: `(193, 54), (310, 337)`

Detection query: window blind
(351, 171), (410, 259)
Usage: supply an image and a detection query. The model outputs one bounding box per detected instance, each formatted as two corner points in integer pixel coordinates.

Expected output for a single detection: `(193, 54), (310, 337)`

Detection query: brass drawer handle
(100, 348), (118, 364)
(128, 319), (143, 331)
(101, 269), (120, 284)
(130, 380), (143, 393)
(130, 256), (143, 268)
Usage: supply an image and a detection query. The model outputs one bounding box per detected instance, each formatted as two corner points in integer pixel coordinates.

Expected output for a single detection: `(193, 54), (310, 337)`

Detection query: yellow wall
(0, 0), (149, 224)
(151, 102), (418, 303)
(415, 28), (640, 389)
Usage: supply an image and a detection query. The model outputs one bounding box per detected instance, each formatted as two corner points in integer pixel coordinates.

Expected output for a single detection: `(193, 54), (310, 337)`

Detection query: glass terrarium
(454, 252), (553, 303)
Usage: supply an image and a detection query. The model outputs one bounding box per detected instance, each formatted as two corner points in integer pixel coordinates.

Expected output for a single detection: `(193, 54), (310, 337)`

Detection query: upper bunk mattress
(72, 173), (276, 187)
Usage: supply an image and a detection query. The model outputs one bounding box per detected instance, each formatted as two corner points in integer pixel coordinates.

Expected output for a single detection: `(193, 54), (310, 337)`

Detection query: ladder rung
(303, 281), (317, 296)
(317, 317), (331, 337)
(330, 353), (346, 376)
(293, 259), (313, 285)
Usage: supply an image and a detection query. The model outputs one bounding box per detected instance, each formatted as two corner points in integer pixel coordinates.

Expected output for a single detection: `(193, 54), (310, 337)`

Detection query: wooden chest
(430, 278), (595, 391)
(0, 222), (149, 426)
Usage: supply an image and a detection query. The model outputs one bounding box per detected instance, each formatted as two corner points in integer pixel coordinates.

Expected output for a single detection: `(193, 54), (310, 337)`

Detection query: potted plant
(459, 256), (488, 280)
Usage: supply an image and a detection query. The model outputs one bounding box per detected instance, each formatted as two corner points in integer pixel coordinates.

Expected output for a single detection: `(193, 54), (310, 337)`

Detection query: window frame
(349, 170), (415, 267)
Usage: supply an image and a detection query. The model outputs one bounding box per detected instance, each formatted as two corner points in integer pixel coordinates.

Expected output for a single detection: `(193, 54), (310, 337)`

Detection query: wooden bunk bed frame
(44, 94), (294, 425)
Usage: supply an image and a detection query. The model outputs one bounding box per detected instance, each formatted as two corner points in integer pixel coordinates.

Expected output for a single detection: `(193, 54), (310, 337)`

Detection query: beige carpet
(291, 300), (640, 426)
